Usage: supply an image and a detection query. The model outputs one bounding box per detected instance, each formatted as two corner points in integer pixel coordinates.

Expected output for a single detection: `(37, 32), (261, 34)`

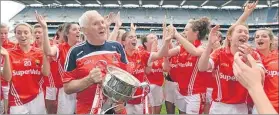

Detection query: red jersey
(46, 40), (63, 88)
(169, 41), (206, 96)
(1, 39), (15, 100)
(53, 42), (71, 88)
(63, 41), (128, 114)
(126, 49), (151, 104)
(8, 45), (44, 106)
(200, 72), (216, 89)
(258, 50), (279, 112)
(209, 47), (263, 104)
(146, 59), (164, 86)
(2, 39), (15, 49)
(138, 45), (145, 51)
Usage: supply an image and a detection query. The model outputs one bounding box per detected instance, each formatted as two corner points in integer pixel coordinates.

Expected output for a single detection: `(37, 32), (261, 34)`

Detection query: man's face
(84, 12), (107, 42)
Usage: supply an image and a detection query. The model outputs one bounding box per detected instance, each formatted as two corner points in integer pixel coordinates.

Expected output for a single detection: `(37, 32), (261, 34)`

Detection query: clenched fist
(88, 68), (103, 84)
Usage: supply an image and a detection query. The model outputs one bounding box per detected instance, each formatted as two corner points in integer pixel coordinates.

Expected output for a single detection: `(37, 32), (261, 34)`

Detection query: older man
(63, 10), (128, 114)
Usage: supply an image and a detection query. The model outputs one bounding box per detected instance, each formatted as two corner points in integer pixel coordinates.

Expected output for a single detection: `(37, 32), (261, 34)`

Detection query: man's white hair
(79, 10), (99, 28)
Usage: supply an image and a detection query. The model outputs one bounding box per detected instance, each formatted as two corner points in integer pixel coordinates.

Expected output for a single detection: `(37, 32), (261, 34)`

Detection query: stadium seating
(10, 6), (278, 39)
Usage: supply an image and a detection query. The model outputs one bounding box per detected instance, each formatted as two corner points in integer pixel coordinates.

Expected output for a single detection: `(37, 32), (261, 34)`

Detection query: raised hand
(164, 24), (175, 42)
(0, 47), (8, 56)
(151, 39), (158, 52)
(243, 0), (258, 13)
(105, 12), (116, 27)
(130, 22), (137, 32)
(233, 52), (262, 90)
(35, 10), (47, 29)
(208, 25), (220, 46)
(114, 12), (122, 28)
(162, 15), (167, 40)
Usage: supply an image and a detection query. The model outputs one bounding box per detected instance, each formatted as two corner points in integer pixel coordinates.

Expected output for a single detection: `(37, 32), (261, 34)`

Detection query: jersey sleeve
(64, 49), (77, 72)
(209, 48), (221, 71)
(63, 48), (78, 83)
(116, 43), (128, 64)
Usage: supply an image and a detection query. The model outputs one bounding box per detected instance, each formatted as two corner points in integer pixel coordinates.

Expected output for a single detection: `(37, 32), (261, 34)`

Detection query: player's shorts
(57, 87), (76, 114)
(206, 88), (213, 103)
(147, 84), (164, 107)
(175, 91), (205, 114)
(209, 101), (248, 114)
(126, 103), (143, 114)
(10, 92), (47, 114)
(163, 80), (178, 104)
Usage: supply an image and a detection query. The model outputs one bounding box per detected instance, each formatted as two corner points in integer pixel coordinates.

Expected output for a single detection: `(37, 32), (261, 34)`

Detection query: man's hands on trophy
(88, 68), (103, 84)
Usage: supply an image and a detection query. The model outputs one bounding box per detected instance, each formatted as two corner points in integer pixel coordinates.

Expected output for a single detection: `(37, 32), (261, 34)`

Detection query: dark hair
(141, 35), (148, 50)
(63, 22), (78, 42)
(80, 33), (85, 41)
(189, 17), (210, 40)
(55, 24), (65, 39)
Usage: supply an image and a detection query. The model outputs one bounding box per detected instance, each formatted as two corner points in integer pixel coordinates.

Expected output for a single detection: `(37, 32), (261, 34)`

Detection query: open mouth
(257, 41), (264, 46)
(99, 30), (105, 35)
(131, 43), (137, 46)
(238, 37), (247, 44)
(21, 39), (27, 42)
(36, 37), (40, 39)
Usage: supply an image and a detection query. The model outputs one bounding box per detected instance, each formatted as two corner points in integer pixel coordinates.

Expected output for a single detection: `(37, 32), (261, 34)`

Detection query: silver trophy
(96, 60), (150, 114)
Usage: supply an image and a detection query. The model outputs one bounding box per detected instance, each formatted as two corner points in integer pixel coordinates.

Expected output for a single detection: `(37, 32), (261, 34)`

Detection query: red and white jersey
(209, 47), (263, 104)
(126, 49), (151, 104)
(54, 42), (71, 88)
(0, 78), (8, 100)
(1, 39), (16, 100)
(146, 58), (164, 86)
(8, 45), (44, 106)
(63, 41), (127, 114)
(46, 40), (63, 88)
(259, 50), (278, 112)
(169, 41), (207, 96)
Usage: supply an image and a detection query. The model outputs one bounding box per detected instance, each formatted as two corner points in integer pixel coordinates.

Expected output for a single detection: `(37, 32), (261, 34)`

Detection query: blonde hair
(254, 28), (275, 50)
(0, 23), (9, 29)
(14, 23), (33, 34)
(225, 23), (249, 47)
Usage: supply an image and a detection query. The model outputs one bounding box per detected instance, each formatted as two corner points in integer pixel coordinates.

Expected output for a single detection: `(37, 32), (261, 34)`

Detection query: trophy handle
(132, 82), (150, 99)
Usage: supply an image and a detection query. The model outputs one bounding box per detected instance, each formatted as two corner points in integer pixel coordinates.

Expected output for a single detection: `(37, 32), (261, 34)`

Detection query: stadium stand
(9, 0), (279, 39)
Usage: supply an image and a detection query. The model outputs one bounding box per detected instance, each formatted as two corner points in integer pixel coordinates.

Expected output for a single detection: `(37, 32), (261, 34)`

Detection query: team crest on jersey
(137, 60), (141, 64)
(35, 59), (40, 66)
